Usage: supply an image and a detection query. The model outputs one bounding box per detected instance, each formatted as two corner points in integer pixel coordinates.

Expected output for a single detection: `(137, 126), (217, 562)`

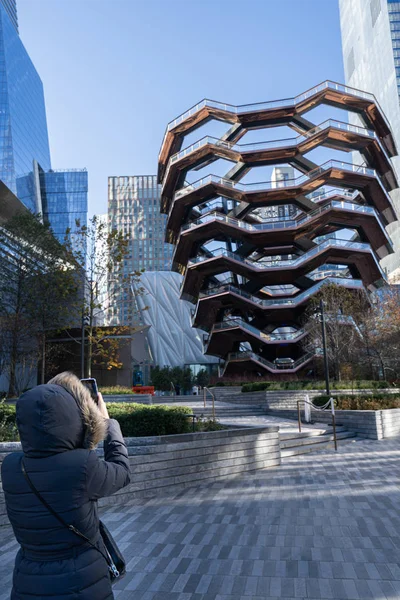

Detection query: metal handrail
(161, 80), (384, 142)
(167, 119), (378, 169)
(174, 159), (380, 201)
(297, 397), (337, 451)
(188, 238), (381, 274)
(180, 199), (380, 235)
(203, 386), (216, 421)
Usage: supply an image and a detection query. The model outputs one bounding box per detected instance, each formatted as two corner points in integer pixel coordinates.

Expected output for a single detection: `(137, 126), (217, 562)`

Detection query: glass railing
(191, 189), (357, 220)
(174, 160), (378, 200)
(307, 188), (358, 203)
(209, 318), (305, 341)
(166, 119), (377, 173)
(165, 81), (378, 134)
(310, 268), (350, 281)
(160, 81), (389, 163)
(197, 277), (364, 310)
(180, 200), (378, 235)
(189, 238), (375, 270)
(224, 350), (314, 371)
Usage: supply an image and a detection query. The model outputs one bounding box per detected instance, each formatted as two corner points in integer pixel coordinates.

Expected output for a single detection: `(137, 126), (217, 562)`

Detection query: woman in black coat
(1, 372), (131, 600)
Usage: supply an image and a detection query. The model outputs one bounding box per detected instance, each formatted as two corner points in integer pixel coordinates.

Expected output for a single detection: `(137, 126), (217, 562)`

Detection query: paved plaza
(2, 437), (400, 599)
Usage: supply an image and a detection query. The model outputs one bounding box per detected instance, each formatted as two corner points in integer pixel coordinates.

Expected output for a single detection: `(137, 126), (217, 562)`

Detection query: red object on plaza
(132, 386), (155, 395)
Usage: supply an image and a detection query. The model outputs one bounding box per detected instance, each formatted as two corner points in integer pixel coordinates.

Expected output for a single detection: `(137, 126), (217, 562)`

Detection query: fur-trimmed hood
(17, 374), (107, 458)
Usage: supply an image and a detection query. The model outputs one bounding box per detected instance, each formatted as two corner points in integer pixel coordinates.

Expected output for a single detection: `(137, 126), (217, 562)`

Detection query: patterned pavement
(2, 437), (400, 599)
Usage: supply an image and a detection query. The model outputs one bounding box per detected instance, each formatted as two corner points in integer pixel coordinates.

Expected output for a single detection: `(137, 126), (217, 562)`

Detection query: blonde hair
(48, 372), (107, 448)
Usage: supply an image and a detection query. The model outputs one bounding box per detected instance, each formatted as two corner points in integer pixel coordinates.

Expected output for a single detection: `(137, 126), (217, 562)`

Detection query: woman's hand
(97, 392), (109, 419)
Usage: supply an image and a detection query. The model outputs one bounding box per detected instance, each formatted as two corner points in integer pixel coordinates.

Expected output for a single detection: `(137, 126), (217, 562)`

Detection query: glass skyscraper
(339, 0), (400, 276)
(0, 0), (87, 244)
(38, 169), (88, 239)
(0, 0), (17, 33)
(389, 1), (400, 96)
(0, 1), (51, 195)
(109, 175), (173, 272)
(108, 175), (174, 325)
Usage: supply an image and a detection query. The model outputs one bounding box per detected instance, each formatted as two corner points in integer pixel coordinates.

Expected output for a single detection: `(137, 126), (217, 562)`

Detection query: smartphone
(80, 378), (99, 402)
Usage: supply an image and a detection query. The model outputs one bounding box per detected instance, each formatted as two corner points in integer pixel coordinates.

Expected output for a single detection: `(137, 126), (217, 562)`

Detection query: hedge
(0, 402), (18, 442)
(241, 380), (392, 393)
(100, 386), (133, 395)
(313, 394), (400, 410)
(107, 403), (193, 436)
(0, 402), (194, 441)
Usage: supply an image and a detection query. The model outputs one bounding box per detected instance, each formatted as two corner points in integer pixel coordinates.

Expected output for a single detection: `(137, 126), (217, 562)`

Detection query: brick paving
(2, 438), (400, 599)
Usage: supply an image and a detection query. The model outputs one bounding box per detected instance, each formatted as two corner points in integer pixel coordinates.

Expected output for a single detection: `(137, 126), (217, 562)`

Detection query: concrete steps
(196, 409), (266, 418)
(152, 400), (267, 418)
(280, 426), (357, 458)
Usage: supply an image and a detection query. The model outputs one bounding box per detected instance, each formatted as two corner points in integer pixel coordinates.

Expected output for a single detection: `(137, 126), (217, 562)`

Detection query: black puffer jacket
(1, 383), (130, 600)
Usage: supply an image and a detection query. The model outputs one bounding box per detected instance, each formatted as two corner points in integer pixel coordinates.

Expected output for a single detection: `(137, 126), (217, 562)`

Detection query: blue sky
(17, 0), (344, 215)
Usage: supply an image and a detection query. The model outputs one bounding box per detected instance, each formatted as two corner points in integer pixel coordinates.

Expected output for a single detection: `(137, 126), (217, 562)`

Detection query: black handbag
(21, 458), (126, 583)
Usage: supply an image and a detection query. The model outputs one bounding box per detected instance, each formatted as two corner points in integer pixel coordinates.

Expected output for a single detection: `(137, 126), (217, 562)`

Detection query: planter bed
(0, 426), (280, 526)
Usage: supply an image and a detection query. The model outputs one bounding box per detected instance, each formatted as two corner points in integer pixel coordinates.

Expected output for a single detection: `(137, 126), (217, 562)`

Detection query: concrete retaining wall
(212, 388), (400, 411)
(266, 408), (400, 440)
(0, 426), (280, 526)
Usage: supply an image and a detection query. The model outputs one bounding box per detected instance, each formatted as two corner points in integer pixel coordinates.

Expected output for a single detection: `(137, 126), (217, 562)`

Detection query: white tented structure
(132, 271), (218, 368)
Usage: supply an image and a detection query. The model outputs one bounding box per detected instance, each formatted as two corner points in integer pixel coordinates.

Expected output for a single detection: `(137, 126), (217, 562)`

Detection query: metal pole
(212, 392), (215, 422)
(297, 401), (302, 433)
(81, 312), (85, 379)
(203, 387), (206, 409)
(320, 299), (330, 396)
(331, 398), (338, 451)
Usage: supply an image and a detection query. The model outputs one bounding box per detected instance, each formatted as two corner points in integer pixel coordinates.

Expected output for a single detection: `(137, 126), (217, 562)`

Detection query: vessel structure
(158, 82), (399, 377)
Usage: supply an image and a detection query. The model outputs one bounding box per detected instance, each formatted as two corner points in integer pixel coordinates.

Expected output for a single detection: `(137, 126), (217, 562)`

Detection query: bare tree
(68, 216), (145, 376)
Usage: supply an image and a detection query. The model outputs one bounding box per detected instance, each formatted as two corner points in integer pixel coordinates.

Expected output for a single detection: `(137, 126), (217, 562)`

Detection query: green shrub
(100, 386), (133, 395)
(313, 394), (400, 410)
(196, 418), (226, 432)
(0, 401), (220, 441)
(107, 403), (193, 436)
(241, 380), (392, 393)
(0, 402), (18, 442)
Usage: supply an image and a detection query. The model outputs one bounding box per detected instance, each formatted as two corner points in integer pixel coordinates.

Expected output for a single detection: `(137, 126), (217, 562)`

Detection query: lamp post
(81, 312), (89, 378)
(319, 298), (330, 396)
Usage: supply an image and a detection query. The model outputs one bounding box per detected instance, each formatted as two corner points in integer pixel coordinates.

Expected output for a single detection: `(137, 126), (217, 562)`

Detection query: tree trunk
(8, 317), (19, 398)
(41, 332), (46, 384)
(87, 325), (93, 377)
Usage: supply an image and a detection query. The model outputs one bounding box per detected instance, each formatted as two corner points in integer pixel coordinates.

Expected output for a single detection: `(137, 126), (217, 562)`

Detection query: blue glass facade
(39, 170), (88, 241)
(0, 3), (51, 195)
(388, 1), (400, 97)
(0, 0), (17, 33)
(0, 1), (88, 247)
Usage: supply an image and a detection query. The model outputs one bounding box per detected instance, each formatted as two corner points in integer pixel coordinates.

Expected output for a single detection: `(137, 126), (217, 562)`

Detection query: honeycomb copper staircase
(158, 81), (399, 378)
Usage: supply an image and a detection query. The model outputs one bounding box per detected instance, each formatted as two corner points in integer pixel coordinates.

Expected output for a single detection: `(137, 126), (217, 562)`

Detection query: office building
(0, 2), (51, 195)
(0, 0), (87, 244)
(158, 82), (398, 377)
(388, 1), (400, 96)
(0, 0), (17, 32)
(109, 175), (173, 272)
(108, 175), (174, 325)
(339, 0), (400, 275)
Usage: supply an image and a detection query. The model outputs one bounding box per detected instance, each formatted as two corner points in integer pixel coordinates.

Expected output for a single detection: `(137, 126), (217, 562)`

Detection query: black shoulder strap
(20, 458), (111, 565)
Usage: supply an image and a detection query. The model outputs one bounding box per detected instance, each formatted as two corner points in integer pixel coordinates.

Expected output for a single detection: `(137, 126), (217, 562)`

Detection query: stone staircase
(280, 426), (357, 458)
(153, 399), (267, 419)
